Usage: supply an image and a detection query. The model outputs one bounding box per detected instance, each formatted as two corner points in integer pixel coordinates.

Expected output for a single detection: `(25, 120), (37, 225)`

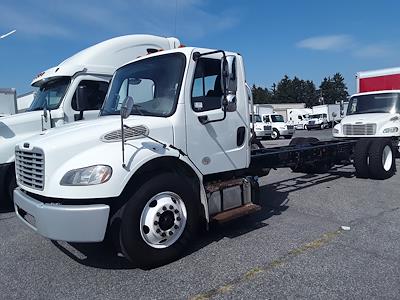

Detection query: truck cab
(333, 90), (400, 143)
(262, 114), (294, 139)
(14, 47), (259, 267)
(0, 34), (180, 206)
(250, 114), (272, 139)
(307, 113), (328, 130)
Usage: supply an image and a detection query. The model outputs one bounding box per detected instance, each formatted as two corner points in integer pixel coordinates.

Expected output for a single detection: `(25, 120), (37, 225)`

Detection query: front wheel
(116, 172), (199, 268)
(271, 129), (280, 140)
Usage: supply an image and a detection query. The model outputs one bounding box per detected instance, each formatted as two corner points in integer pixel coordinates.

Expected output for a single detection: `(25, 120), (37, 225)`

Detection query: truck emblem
(23, 143), (30, 148)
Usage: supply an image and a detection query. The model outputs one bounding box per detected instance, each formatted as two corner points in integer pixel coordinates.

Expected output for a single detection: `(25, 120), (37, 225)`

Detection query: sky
(1, 0), (400, 95)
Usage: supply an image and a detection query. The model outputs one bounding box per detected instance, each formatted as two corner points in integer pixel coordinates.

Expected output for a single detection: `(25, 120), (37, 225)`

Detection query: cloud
(353, 44), (393, 58)
(296, 34), (354, 51)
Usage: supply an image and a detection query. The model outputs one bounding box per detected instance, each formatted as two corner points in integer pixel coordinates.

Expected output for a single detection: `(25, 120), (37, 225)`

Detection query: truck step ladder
(211, 203), (261, 223)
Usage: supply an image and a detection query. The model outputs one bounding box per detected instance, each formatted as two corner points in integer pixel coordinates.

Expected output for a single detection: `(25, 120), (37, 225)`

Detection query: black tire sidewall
(368, 139), (395, 179)
(271, 129), (280, 140)
(354, 139), (372, 178)
(119, 172), (199, 268)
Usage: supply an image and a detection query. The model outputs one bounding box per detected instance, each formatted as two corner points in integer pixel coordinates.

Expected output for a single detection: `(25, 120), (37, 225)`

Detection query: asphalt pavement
(1, 128), (399, 299)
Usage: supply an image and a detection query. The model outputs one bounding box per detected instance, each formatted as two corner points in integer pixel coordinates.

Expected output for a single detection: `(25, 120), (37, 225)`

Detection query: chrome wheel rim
(140, 191), (187, 249)
(382, 145), (393, 171)
(271, 131), (278, 139)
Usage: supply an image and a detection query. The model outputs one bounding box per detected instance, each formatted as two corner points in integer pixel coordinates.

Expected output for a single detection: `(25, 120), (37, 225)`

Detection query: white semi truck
(13, 47), (393, 268)
(0, 35), (181, 207)
(307, 104), (342, 130)
(333, 67), (400, 179)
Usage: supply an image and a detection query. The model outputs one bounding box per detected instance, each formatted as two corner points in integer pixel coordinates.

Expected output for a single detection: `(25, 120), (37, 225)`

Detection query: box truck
(287, 108), (312, 130)
(0, 88), (17, 117)
(334, 67), (400, 178)
(14, 46), (390, 268)
(0, 34), (181, 207)
(307, 104), (342, 130)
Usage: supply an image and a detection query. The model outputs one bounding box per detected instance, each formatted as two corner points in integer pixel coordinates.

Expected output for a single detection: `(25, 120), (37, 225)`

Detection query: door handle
(198, 115), (208, 125)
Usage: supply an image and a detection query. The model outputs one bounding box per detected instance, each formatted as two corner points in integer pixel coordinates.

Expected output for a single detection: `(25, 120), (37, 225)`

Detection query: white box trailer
(16, 91), (35, 113)
(0, 88), (17, 116)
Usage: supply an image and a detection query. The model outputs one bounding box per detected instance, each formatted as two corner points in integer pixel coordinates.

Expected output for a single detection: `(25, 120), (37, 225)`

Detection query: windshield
(271, 115), (284, 122)
(347, 93), (400, 115)
(310, 114), (327, 119)
(250, 114), (262, 122)
(101, 53), (186, 117)
(28, 77), (70, 111)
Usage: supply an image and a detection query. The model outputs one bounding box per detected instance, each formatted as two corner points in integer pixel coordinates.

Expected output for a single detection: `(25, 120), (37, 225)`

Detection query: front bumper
(14, 188), (110, 242)
(255, 130), (272, 137)
(278, 129), (295, 136)
(307, 123), (324, 129)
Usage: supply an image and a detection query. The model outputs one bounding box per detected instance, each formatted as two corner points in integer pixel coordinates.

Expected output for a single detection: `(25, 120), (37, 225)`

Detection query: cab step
(211, 203), (261, 223)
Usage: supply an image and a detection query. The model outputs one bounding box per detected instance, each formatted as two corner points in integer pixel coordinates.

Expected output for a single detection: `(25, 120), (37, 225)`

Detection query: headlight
(383, 127), (399, 133)
(60, 165), (112, 186)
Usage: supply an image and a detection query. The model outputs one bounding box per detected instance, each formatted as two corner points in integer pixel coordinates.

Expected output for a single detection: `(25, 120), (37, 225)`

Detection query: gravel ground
(1, 129), (399, 299)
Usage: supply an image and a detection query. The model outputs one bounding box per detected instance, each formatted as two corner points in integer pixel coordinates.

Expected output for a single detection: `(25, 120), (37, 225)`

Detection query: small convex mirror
(120, 96), (134, 119)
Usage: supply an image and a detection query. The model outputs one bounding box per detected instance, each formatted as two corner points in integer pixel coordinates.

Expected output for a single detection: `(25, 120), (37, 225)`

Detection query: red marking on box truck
(359, 74), (400, 92)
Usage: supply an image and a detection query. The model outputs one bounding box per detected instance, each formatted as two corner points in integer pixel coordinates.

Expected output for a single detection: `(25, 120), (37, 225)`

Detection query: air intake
(101, 125), (149, 142)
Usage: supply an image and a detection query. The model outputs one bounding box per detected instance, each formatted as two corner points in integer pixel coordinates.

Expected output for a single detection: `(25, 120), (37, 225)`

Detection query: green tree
(251, 84), (272, 104)
(319, 73), (349, 104)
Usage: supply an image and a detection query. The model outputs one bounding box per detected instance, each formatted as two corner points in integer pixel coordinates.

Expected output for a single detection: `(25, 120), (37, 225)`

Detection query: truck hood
(341, 113), (398, 124)
(0, 111), (43, 139)
(0, 111), (45, 162)
(19, 115), (174, 154)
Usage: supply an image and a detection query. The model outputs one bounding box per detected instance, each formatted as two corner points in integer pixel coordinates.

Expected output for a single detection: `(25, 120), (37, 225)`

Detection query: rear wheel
(368, 139), (396, 179)
(353, 139), (372, 178)
(304, 125), (307, 130)
(115, 172), (199, 268)
(271, 129), (280, 140)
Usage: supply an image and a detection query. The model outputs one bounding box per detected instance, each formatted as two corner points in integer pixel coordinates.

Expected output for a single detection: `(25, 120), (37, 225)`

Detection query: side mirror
(221, 55), (237, 112)
(76, 86), (90, 111)
(221, 55), (237, 94)
(120, 96), (134, 119)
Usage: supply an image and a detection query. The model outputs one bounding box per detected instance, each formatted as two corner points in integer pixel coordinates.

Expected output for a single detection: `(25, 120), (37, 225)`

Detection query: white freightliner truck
(333, 67), (400, 178)
(0, 35), (181, 206)
(13, 47), (394, 268)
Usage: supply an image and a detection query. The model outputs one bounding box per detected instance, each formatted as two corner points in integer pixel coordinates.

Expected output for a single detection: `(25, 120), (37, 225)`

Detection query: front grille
(15, 148), (45, 190)
(309, 121), (315, 125)
(264, 125), (272, 131)
(287, 125), (294, 130)
(101, 125), (149, 142)
(343, 124), (376, 135)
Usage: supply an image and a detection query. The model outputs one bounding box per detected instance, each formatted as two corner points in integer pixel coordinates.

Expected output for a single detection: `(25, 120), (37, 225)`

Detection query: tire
(320, 124), (325, 130)
(353, 139), (372, 178)
(115, 172), (199, 268)
(2, 165), (16, 209)
(368, 139), (396, 180)
(307, 126), (312, 131)
(303, 125), (307, 130)
(271, 129), (280, 140)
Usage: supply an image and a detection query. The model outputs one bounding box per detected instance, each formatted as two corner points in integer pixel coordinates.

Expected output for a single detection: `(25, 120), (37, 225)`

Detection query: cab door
(184, 50), (249, 175)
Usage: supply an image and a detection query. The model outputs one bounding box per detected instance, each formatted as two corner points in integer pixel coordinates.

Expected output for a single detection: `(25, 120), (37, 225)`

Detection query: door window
(191, 57), (223, 112)
(72, 80), (109, 111)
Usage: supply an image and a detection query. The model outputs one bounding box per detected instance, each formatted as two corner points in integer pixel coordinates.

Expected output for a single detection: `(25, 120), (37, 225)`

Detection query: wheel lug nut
(174, 209), (179, 214)
(174, 225), (179, 229)
(162, 206), (167, 211)
(156, 212), (160, 216)
(169, 231), (173, 236)
(154, 221), (158, 225)
(169, 205), (173, 209)
(156, 229), (161, 233)
(161, 232), (166, 237)
(177, 217), (181, 221)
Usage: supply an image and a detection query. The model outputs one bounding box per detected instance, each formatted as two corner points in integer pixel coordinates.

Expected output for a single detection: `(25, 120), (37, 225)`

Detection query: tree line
(252, 73), (349, 108)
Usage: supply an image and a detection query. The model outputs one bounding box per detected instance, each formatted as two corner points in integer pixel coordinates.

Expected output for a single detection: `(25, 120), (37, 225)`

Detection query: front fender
(21, 139), (181, 199)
